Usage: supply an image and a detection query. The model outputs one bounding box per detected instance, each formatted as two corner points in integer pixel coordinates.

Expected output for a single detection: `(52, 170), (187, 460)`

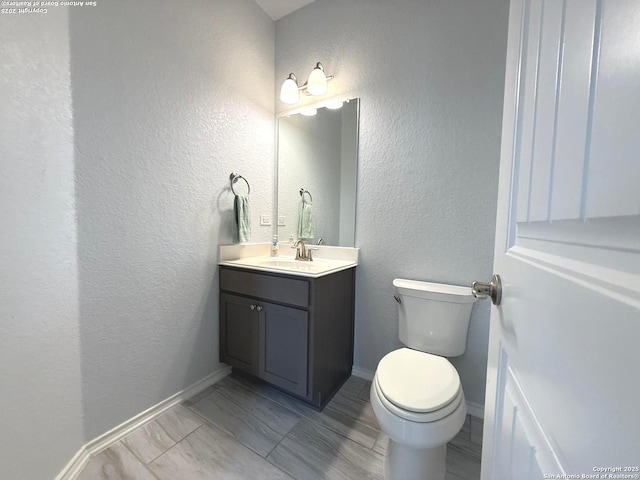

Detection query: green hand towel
(234, 195), (251, 243)
(297, 202), (314, 239)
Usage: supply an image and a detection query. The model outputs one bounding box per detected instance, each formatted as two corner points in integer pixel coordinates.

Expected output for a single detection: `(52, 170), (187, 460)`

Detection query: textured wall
(0, 8), (85, 479)
(276, 0), (509, 407)
(69, 0), (275, 439)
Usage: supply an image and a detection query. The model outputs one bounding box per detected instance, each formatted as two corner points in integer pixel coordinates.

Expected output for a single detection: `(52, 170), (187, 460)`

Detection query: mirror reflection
(277, 98), (359, 247)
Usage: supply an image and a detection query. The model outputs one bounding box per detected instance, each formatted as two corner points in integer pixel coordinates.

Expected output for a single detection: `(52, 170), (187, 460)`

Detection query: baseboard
(351, 365), (374, 381)
(466, 400), (485, 420)
(352, 365), (485, 420)
(56, 446), (89, 480)
(56, 364), (232, 480)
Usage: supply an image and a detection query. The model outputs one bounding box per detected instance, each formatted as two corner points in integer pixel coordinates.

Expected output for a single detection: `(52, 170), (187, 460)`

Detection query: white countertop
(219, 243), (359, 278)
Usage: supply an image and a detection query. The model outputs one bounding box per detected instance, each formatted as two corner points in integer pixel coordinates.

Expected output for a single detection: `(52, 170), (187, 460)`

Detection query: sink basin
(256, 259), (307, 268)
(220, 255), (356, 277)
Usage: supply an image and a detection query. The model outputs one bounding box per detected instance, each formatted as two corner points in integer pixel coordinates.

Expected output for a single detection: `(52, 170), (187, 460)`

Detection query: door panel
(259, 302), (308, 398)
(483, 0), (640, 477)
(220, 293), (259, 376)
(550, 0), (597, 221)
(586, 0), (640, 218)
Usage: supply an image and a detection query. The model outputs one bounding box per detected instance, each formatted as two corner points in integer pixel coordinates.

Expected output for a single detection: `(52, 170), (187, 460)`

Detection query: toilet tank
(393, 278), (477, 357)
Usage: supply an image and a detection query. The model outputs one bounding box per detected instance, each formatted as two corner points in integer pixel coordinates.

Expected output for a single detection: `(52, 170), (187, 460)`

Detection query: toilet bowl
(371, 279), (476, 480)
(371, 348), (467, 479)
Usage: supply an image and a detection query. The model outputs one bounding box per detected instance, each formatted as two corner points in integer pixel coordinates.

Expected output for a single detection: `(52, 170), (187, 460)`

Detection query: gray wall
(0, 8), (85, 479)
(70, 0), (275, 439)
(276, 0), (509, 407)
(1, 1), (274, 475)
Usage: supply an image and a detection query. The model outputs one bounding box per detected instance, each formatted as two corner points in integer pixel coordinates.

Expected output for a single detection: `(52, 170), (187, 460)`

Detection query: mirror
(277, 98), (359, 247)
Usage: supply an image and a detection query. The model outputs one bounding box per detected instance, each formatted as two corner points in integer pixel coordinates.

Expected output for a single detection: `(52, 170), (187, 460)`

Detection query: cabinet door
(220, 293), (259, 376)
(259, 302), (308, 398)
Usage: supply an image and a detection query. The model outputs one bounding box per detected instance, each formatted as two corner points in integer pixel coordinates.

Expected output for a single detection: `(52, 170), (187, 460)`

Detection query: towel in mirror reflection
(298, 202), (314, 240)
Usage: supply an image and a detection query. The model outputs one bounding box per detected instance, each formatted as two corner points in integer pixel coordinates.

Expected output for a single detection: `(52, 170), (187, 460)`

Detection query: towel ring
(300, 188), (313, 205)
(230, 173), (250, 195)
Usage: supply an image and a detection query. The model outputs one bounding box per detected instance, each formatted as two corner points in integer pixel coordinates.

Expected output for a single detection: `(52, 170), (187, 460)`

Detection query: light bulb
(300, 108), (317, 116)
(326, 101), (343, 110)
(280, 74), (299, 104)
(306, 62), (327, 96)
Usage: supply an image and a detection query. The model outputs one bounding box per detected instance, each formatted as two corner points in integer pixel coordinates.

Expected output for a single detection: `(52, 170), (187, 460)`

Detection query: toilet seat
(375, 348), (462, 422)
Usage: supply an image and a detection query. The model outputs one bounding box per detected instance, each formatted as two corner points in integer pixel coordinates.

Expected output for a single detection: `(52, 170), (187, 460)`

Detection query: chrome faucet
(292, 239), (317, 261)
(292, 240), (307, 260)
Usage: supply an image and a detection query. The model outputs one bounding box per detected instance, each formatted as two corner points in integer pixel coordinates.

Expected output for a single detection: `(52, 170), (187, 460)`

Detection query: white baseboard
(465, 400), (484, 420)
(351, 365), (374, 381)
(56, 364), (232, 480)
(352, 364), (484, 420)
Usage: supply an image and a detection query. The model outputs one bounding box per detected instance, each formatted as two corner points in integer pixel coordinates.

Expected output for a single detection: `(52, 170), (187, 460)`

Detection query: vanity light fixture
(280, 73), (300, 105)
(325, 101), (344, 110)
(279, 62), (334, 104)
(306, 62), (328, 96)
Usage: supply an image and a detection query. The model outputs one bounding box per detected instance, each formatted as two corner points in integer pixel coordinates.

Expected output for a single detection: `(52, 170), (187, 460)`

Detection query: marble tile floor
(78, 374), (483, 480)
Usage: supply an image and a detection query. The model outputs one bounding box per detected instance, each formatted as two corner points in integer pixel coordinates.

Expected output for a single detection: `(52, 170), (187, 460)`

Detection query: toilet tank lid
(393, 278), (476, 304)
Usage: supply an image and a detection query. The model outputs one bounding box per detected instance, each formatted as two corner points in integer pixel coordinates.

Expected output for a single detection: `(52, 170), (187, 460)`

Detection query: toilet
(370, 278), (478, 480)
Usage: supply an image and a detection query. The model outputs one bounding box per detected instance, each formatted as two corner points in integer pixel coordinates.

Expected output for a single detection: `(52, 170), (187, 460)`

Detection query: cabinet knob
(250, 304), (256, 310)
(256, 305), (263, 312)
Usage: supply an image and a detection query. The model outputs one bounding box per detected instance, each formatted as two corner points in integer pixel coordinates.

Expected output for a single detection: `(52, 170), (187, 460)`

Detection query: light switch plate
(278, 216), (286, 226)
(260, 214), (271, 226)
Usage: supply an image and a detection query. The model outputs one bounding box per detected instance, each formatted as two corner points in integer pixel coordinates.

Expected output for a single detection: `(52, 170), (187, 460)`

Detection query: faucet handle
(307, 247), (319, 261)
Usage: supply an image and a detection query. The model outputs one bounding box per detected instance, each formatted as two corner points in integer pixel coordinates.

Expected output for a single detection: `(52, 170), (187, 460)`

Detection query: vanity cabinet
(219, 265), (355, 409)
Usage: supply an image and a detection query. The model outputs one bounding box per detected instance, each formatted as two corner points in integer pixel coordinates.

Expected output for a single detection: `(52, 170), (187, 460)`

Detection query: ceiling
(255, 0), (314, 20)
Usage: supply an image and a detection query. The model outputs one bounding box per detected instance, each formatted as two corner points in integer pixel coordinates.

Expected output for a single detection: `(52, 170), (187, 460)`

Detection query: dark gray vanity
(219, 265), (356, 409)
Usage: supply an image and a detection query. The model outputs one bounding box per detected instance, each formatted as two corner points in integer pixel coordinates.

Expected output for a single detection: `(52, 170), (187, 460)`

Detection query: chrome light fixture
(279, 62), (334, 104)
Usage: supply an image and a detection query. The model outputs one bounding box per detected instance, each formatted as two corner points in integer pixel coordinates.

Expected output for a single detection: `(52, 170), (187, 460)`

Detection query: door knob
(471, 274), (502, 306)
(250, 304), (256, 310)
(256, 305), (263, 312)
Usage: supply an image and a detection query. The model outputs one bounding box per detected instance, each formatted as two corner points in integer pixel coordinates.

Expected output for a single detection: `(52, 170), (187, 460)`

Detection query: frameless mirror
(277, 98), (359, 247)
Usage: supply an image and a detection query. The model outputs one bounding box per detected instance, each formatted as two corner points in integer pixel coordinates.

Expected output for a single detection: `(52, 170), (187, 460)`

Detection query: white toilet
(370, 278), (478, 480)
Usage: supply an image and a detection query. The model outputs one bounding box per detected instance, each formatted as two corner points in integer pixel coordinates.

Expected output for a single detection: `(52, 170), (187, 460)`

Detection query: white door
(482, 0), (640, 478)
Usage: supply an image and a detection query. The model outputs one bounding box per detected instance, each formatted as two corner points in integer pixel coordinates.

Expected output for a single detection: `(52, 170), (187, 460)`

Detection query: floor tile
(460, 414), (471, 440)
(337, 376), (367, 399)
(219, 380), (302, 435)
(156, 404), (203, 442)
(449, 429), (482, 462)
(149, 424), (293, 480)
(470, 416), (484, 446)
(77, 442), (156, 480)
(78, 375), (483, 480)
(446, 446), (482, 480)
(189, 385), (284, 457)
(225, 373), (318, 418)
(267, 417), (383, 480)
(308, 391), (380, 449)
(372, 430), (389, 456)
(182, 383), (223, 407)
(122, 419), (175, 464)
(357, 380), (372, 402)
